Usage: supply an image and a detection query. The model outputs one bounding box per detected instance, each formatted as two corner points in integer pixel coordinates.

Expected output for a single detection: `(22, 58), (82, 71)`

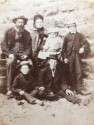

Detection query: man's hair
(33, 14), (44, 23)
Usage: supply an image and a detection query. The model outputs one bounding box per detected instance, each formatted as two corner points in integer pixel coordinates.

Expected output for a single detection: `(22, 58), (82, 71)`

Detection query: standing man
(1, 15), (32, 96)
(62, 22), (90, 95)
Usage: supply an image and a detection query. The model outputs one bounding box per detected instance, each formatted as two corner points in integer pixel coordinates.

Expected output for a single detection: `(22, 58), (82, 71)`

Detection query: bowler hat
(12, 16), (28, 25)
(67, 23), (76, 28)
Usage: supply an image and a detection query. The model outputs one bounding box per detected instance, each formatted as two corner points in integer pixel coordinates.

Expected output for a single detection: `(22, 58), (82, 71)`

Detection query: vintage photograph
(0, 0), (94, 125)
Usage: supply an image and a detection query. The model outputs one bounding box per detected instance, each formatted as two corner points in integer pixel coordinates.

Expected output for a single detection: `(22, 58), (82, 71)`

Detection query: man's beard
(15, 26), (24, 34)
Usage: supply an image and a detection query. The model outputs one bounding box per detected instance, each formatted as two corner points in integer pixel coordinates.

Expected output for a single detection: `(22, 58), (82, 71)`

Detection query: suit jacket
(12, 73), (36, 94)
(38, 61), (70, 93)
(1, 27), (32, 57)
(30, 27), (47, 58)
(62, 32), (90, 58)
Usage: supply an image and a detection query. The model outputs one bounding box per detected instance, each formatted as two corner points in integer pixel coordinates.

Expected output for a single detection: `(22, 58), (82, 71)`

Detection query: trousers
(68, 51), (84, 91)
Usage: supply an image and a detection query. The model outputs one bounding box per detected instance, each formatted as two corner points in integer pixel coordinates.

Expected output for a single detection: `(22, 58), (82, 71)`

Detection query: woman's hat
(47, 28), (59, 34)
(33, 14), (44, 23)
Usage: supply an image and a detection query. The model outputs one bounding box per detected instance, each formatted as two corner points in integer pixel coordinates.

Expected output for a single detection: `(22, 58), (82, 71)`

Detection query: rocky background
(0, 0), (94, 125)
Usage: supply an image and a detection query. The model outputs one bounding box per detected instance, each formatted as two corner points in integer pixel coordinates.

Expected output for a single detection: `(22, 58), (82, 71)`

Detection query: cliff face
(0, 0), (94, 38)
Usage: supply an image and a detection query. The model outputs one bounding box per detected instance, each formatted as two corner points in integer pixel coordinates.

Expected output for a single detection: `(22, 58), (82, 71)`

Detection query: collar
(33, 26), (44, 32)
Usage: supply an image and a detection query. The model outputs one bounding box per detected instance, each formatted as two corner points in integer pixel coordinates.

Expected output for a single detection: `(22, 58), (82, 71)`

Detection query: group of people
(1, 14), (91, 105)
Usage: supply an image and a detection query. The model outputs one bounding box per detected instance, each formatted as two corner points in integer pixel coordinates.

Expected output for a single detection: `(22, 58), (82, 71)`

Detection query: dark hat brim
(67, 23), (76, 28)
(12, 16), (28, 25)
(47, 55), (59, 60)
(47, 57), (59, 60)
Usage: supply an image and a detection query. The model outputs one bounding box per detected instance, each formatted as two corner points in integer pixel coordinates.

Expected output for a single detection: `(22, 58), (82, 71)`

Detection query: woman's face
(34, 18), (43, 29)
(48, 32), (58, 38)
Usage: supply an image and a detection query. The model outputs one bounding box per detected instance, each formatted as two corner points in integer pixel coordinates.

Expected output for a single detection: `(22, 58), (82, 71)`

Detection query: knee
(6, 58), (15, 65)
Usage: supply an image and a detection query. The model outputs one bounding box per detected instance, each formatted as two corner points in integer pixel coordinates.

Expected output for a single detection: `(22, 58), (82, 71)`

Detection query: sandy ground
(0, 93), (94, 125)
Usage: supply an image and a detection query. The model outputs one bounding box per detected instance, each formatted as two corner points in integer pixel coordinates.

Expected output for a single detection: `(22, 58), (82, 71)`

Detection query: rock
(38, 7), (59, 16)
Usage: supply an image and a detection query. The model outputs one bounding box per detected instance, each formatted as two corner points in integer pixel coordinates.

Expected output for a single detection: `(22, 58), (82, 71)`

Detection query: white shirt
(50, 67), (56, 77)
(43, 37), (63, 53)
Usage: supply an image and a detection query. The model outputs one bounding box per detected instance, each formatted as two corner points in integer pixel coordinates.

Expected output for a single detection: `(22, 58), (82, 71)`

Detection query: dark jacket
(30, 27), (47, 58)
(1, 27), (32, 57)
(62, 32), (90, 58)
(38, 62), (70, 93)
(12, 73), (36, 94)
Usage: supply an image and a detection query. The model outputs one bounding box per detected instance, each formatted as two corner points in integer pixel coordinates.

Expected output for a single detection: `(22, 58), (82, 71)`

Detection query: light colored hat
(12, 15), (28, 25)
(66, 20), (77, 28)
(47, 27), (59, 34)
(67, 23), (76, 28)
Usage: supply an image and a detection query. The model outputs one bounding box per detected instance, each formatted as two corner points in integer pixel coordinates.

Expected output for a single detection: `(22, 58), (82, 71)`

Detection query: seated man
(38, 55), (83, 105)
(12, 63), (42, 105)
(1, 15), (32, 96)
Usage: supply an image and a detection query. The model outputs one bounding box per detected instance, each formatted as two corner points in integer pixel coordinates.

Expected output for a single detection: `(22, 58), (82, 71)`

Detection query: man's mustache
(16, 26), (24, 33)
(17, 25), (24, 29)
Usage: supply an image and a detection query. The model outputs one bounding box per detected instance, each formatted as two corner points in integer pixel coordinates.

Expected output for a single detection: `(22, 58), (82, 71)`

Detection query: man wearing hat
(62, 22), (90, 95)
(37, 55), (82, 104)
(1, 15), (32, 96)
(12, 62), (44, 105)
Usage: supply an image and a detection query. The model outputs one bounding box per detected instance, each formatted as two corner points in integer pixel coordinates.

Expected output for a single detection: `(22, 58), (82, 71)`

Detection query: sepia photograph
(0, 0), (94, 125)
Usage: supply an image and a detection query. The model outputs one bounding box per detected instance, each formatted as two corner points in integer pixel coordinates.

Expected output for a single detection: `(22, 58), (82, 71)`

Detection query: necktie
(52, 68), (55, 77)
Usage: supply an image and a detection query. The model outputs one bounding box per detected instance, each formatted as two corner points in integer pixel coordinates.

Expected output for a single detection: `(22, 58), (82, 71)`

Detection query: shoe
(17, 100), (25, 105)
(76, 99), (91, 106)
(34, 100), (44, 106)
(7, 94), (14, 100)
(45, 94), (59, 101)
(76, 89), (91, 95)
(82, 99), (91, 106)
(75, 99), (82, 106)
(30, 100), (37, 105)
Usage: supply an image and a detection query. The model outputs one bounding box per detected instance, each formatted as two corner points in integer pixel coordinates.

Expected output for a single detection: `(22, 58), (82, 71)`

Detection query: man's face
(68, 26), (76, 34)
(48, 32), (58, 38)
(15, 19), (25, 32)
(20, 65), (30, 75)
(35, 18), (43, 29)
(48, 59), (58, 69)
